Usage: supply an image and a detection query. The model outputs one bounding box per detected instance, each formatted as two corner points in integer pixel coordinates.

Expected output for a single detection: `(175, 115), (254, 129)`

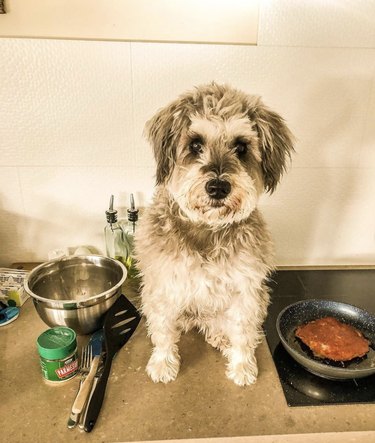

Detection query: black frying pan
(276, 299), (375, 380)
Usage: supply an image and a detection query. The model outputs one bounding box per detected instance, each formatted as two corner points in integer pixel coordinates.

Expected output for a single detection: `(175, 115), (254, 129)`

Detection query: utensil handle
(79, 375), (99, 429)
(67, 377), (84, 429)
(83, 356), (113, 433)
(72, 356), (100, 414)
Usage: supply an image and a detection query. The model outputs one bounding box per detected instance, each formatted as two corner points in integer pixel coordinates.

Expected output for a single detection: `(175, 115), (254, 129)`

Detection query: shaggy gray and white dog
(135, 83), (294, 386)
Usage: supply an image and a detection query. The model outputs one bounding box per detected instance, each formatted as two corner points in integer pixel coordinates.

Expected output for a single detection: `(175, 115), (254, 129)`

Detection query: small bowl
(25, 255), (127, 335)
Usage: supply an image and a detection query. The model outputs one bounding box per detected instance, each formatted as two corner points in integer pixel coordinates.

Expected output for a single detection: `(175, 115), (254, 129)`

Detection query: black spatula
(83, 295), (141, 432)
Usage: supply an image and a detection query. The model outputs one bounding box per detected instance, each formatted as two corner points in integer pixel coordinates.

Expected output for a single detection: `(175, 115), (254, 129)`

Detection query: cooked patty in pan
(295, 316), (370, 361)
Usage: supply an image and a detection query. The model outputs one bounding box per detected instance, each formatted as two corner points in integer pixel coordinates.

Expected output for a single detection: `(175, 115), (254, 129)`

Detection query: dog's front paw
(146, 349), (180, 383)
(226, 361), (258, 386)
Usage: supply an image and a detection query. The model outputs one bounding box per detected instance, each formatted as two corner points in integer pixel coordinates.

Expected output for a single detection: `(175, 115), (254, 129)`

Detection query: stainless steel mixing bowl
(25, 255), (127, 335)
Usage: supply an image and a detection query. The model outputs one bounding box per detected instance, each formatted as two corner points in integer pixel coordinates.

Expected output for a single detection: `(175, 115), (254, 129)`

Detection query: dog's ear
(251, 101), (295, 193)
(144, 98), (191, 185)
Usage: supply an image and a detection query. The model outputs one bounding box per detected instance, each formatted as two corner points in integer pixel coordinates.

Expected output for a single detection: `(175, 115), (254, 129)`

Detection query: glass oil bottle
(120, 194), (139, 278)
(104, 195), (129, 269)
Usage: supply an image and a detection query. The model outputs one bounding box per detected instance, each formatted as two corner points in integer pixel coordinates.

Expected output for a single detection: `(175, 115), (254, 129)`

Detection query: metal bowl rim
(276, 299), (375, 376)
(24, 254), (127, 305)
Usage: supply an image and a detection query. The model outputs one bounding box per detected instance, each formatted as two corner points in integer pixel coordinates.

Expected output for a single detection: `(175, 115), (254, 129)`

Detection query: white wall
(1, 0), (375, 266)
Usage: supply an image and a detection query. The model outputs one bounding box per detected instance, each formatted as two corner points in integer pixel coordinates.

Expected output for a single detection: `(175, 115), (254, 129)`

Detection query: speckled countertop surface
(1, 273), (375, 443)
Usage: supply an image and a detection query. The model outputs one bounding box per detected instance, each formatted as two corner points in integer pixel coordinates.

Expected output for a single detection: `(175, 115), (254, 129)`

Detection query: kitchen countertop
(1, 266), (375, 443)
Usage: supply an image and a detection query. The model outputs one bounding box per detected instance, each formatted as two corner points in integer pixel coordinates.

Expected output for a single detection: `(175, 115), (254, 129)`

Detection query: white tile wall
(0, 1), (375, 266)
(258, 0), (375, 48)
(16, 166), (155, 262)
(1, 39), (134, 167)
(132, 44), (375, 169)
(0, 168), (26, 265)
(260, 167), (375, 265)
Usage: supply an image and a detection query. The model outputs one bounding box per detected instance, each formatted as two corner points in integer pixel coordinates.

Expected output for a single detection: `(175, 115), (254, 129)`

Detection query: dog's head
(145, 83), (294, 226)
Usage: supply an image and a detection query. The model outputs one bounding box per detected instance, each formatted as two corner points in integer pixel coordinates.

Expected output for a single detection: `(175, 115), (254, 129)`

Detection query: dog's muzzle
(205, 179), (231, 200)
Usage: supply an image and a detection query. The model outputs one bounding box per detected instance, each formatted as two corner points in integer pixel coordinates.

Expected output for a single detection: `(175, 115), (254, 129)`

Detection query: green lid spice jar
(37, 327), (79, 383)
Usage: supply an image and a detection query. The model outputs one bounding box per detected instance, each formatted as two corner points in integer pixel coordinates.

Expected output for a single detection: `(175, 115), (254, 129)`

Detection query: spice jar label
(37, 327), (79, 383)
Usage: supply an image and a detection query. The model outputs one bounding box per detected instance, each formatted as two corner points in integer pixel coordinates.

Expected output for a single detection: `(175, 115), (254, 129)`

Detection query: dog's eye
(189, 138), (203, 155)
(234, 140), (248, 157)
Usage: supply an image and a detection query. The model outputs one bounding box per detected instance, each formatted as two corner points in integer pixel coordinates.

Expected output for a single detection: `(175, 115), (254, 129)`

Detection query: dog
(134, 83), (294, 386)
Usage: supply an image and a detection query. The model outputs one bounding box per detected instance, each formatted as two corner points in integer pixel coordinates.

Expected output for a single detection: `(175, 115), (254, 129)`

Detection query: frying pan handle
(83, 359), (112, 433)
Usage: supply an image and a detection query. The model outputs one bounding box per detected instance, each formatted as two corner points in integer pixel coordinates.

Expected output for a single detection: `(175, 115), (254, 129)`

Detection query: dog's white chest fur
(136, 189), (273, 322)
(164, 252), (255, 317)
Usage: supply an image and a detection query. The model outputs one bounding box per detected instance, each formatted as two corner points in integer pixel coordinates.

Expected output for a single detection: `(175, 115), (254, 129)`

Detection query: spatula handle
(83, 357), (112, 433)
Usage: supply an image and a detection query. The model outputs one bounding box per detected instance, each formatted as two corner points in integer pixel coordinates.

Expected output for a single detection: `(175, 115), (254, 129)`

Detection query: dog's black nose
(205, 179), (231, 200)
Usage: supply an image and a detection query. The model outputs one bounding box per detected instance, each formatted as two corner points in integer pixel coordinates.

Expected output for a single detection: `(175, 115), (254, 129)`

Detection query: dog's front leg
(222, 298), (266, 386)
(145, 309), (181, 383)
(224, 338), (259, 386)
